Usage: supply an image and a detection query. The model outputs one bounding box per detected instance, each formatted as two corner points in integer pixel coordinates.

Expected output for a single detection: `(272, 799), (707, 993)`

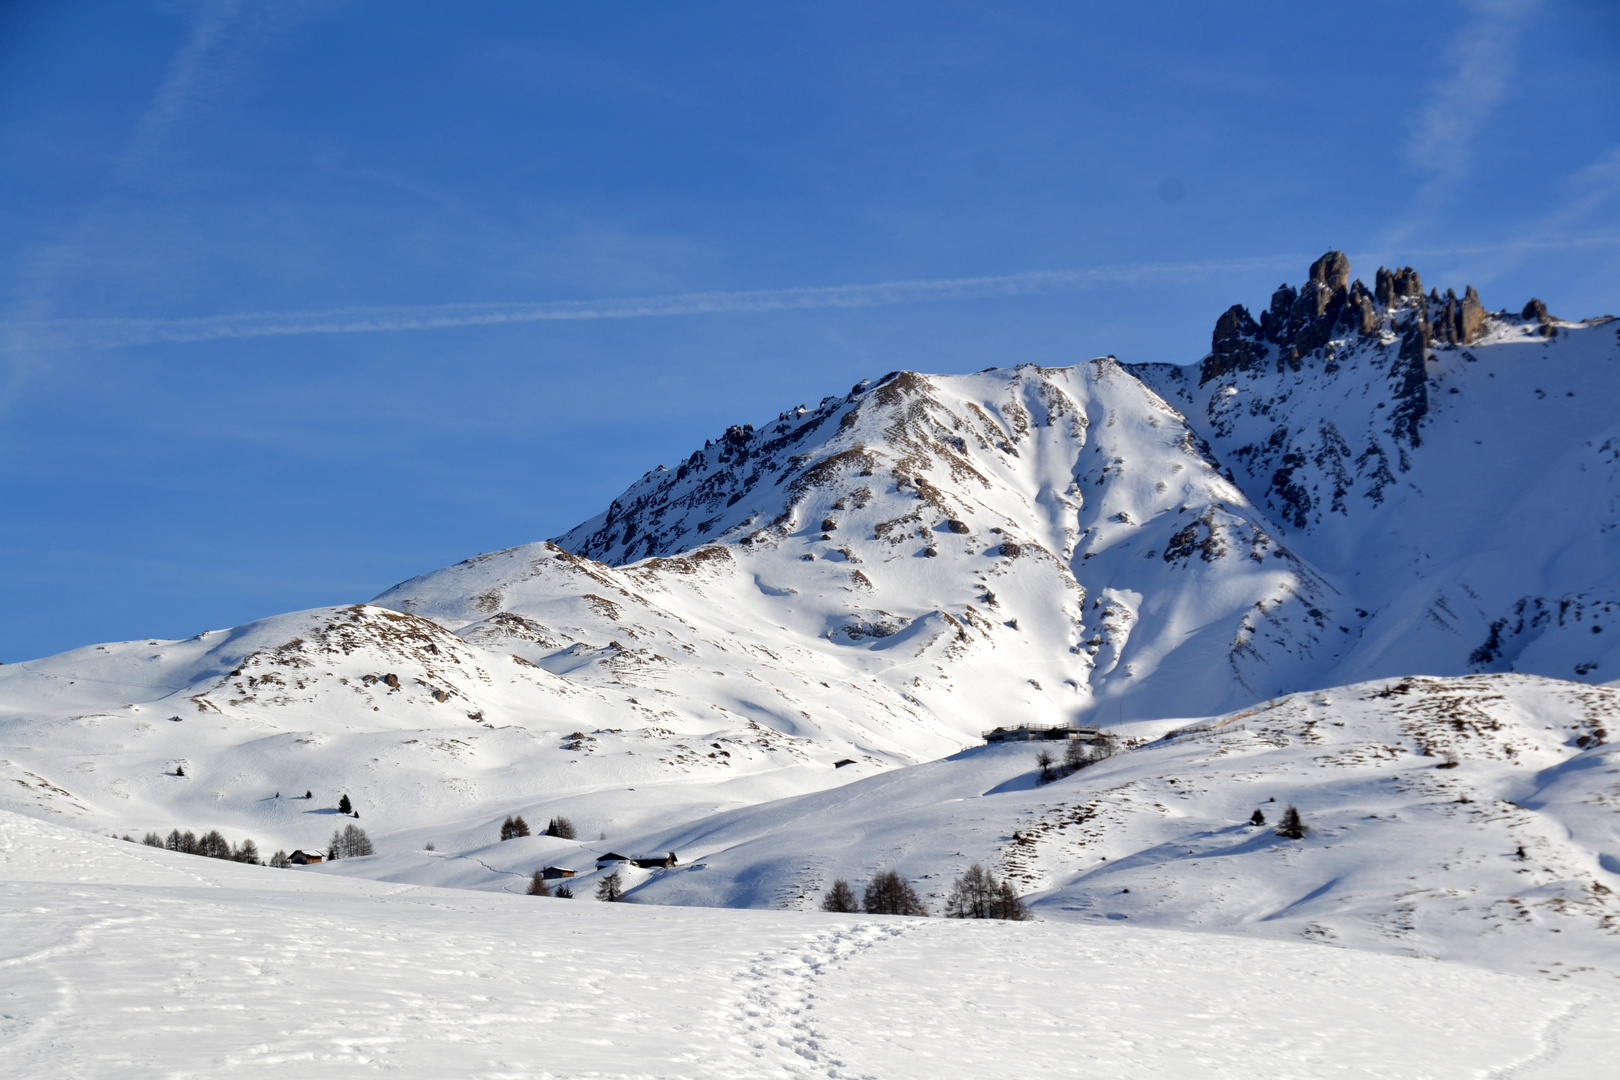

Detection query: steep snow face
(1136, 258), (1620, 689)
(544, 362), (1341, 719)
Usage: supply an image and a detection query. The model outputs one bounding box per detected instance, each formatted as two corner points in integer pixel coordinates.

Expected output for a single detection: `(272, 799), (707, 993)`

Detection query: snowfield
(305, 672), (1620, 987)
(4, 811), (1618, 1079)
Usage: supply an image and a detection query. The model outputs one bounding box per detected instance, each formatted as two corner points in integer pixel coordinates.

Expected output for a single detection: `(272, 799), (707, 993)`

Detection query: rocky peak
(1309, 250), (1350, 292)
(1375, 266), (1423, 307)
(1201, 251), (1492, 385)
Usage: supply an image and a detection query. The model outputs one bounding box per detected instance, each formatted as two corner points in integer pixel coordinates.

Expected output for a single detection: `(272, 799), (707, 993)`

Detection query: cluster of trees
(139, 829), (261, 864)
(943, 864), (1027, 920)
(1035, 735), (1119, 785)
(1247, 805), (1307, 838)
(327, 823), (375, 859)
(819, 865), (1027, 920)
(525, 872), (575, 898)
(501, 814), (576, 841)
(131, 822), (376, 867)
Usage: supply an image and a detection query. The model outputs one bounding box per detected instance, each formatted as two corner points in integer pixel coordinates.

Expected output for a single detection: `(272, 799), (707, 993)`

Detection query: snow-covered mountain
(2, 251), (1616, 978)
(1134, 252), (1620, 690)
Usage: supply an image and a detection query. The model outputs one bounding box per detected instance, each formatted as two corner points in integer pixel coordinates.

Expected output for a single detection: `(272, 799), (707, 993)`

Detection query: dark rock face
(1523, 298), (1551, 322)
(1349, 280), (1379, 336)
(1309, 250), (1351, 292)
(1432, 286), (1487, 346)
(1201, 252), (1490, 384)
(1389, 324), (1430, 448)
(1460, 285), (1485, 343)
(1205, 304), (1266, 381)
(1375, 267), (1423, 308)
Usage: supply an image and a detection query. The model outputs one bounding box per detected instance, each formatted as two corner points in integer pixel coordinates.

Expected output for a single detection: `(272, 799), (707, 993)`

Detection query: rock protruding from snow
(1201, 251), (1494, 385)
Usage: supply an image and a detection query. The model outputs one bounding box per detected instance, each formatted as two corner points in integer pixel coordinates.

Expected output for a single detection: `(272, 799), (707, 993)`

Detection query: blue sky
(2, 1), (1617, 662)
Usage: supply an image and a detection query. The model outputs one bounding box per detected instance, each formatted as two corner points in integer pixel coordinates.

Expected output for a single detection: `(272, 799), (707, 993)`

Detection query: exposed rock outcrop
(1200, 251), (1489, 384)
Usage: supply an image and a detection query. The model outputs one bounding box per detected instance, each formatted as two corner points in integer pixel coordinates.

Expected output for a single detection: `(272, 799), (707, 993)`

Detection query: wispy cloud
(1379, 0), (1543, 248)
(1406, 0), (1541, 186)
(1432, 145), (1620, 290)
(3, 256), (1306, 350)
(10, 234), (1619, 352)
(2, 0), (247, 409)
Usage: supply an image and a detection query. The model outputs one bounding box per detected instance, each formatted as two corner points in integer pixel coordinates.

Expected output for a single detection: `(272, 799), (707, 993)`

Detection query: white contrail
(2, 257), (1305, 350)
(5, 234), (1615, 351)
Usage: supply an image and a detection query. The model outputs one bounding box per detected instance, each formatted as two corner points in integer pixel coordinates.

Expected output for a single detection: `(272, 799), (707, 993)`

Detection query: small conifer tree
(338, 793), (353, 815)
(1275, 805), (1307, 840)
(175, 765), (184, 777)
(1250, 809), (1266, 826)
(555, 883), (574, 898)
(269, 849), (292, 868)
(527, 871), (551, 897)
(596, 870), (624, 902)
(1062, 738), (1089, 774)
(820, 879), (859, 913)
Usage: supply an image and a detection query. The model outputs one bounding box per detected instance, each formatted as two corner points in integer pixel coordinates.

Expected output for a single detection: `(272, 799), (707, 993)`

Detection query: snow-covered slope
(314, 672), (1620, 983)
(6, 810), (1619, 1079)
(1, 251), (1616, 984)
(1135, 257), (1620, 688)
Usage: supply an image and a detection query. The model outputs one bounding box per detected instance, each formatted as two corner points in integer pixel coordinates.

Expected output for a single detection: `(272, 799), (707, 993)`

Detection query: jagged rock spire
(1202, 251), (1488, 384)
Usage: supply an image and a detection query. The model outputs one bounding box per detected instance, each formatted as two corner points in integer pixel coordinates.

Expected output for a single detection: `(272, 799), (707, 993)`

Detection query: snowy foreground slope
(4, 811), (1619, 1080)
